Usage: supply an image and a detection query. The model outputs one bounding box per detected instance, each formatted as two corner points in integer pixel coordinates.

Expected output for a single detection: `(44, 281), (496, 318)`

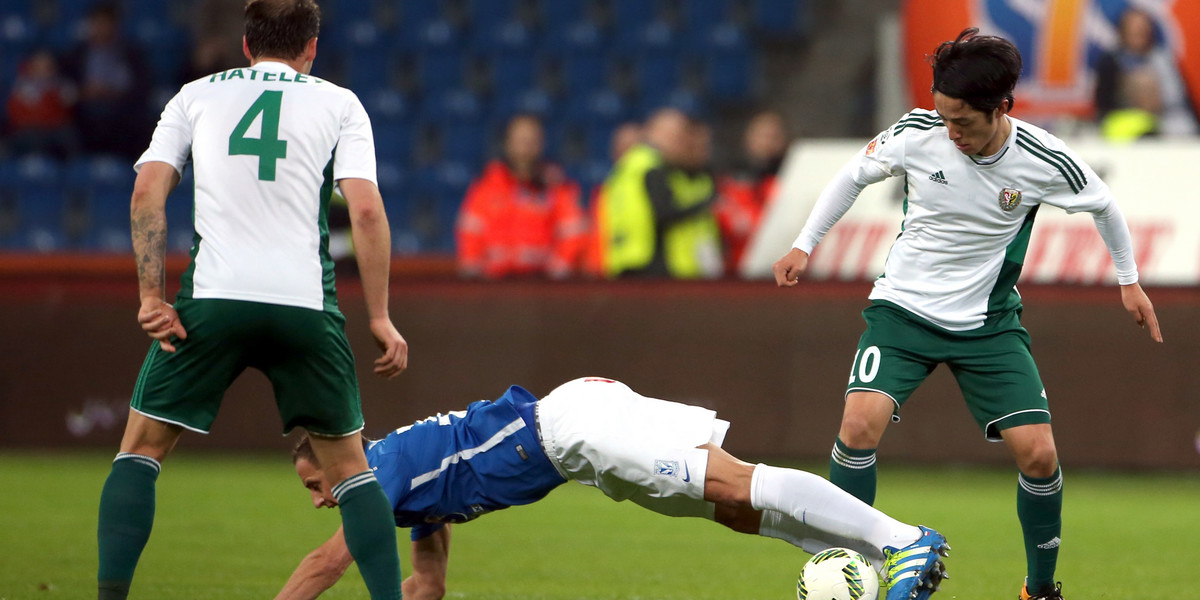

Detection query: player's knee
(838, 413), (883, 448)
(714, 504), (760, 534)
(1018, 440), (1059, 478)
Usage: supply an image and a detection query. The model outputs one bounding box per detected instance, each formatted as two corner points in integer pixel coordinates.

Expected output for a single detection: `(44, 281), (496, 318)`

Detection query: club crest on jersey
(999, 187), (1022, 211)
(654, 460), (680, 478)
(865, 139), (878, 155)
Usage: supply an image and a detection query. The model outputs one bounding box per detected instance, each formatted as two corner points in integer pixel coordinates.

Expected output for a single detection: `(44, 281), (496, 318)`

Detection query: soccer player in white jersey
(772, 29), (1162, 600)
(97, 2), (407, 599)
(275, 378), (949, 600)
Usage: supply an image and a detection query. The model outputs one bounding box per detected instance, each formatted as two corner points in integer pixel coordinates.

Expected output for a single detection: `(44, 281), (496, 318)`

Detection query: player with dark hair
(773, 28), (1162, 600)
(275, 378), (949, 600)
(96, 1), (407, 598)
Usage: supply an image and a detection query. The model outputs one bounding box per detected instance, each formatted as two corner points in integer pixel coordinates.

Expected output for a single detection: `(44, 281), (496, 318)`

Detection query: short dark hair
(929, 28), (1022, 116)
(245, 0), (321, 60)
(291, 433), (371, 467)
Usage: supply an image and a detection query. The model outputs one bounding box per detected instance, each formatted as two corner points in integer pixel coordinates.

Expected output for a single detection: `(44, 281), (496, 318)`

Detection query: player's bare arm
(340, 177), (408, 378)
(130, 161), (186, 352)
(274, 525), (354, 600)
(403, 525), (452, 600)
(1120, 282), (1162, 342)
(772, 248), (810, 287)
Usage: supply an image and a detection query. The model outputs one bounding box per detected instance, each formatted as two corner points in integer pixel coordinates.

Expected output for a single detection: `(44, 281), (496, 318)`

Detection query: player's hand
(772, 248), (810, 287)
(137, 297), (187, 353)
(369, 318), (408, 378)
(1120, 282), (1162, 343)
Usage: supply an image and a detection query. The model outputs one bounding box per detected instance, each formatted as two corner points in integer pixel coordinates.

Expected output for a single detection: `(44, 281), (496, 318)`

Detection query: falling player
(276, 377), (949, 600)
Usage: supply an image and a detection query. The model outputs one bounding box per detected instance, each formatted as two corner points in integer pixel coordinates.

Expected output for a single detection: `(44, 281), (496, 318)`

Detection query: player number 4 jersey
(135, 61), (378, 312)
(796, 109), (1138, 331)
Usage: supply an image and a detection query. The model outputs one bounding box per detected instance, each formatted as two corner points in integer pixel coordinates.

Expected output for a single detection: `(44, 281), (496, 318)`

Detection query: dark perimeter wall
(2, 278), (1197, 470)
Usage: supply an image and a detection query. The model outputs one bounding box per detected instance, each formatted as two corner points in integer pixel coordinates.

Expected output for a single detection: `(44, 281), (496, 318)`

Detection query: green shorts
(845, 301), (1050, 441)
(130, 298), (363, 437)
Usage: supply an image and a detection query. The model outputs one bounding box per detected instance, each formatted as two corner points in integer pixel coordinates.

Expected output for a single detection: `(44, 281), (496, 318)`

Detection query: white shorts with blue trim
(536, 377), (729, 518)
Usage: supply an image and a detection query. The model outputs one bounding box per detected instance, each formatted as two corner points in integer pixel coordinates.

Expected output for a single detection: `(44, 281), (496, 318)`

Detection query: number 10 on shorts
(849, 346), (881, 385)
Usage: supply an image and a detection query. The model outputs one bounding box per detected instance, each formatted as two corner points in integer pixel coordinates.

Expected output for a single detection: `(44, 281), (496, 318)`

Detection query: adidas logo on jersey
(928, 170), (948, 184)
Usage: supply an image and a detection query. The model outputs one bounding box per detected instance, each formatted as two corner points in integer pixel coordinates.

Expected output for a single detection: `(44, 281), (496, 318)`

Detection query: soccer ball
(797, 548), (880, 600)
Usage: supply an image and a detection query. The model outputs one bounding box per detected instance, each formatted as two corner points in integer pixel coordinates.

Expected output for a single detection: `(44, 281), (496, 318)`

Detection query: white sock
(751, 464), (920, 558)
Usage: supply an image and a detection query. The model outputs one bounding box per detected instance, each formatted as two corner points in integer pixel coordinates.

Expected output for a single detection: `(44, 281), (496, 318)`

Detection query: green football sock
(333, 472), (403, 600)
(97, 453), (161, 600)
(829, 437), (877, 505)
(1017, 466), (1063, 594)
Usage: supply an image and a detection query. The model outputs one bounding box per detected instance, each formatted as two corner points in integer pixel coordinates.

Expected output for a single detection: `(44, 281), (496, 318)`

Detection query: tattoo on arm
(131, 207), (168, 299)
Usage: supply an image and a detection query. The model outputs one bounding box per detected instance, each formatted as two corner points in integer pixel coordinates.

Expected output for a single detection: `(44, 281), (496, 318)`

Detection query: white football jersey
(136, 60), (377, 312)
(795, 109), (1137, 331)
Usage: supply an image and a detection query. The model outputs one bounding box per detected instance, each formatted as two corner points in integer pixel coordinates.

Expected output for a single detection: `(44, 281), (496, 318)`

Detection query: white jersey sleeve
(792, 114), (914, 252)
(1016, 131), (1138, 285)
(332, 95), (377, 184)
(136, 92), (192, 175)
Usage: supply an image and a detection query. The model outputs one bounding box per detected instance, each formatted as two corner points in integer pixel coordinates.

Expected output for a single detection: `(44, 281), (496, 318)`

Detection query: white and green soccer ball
(797, 548), (880, 600)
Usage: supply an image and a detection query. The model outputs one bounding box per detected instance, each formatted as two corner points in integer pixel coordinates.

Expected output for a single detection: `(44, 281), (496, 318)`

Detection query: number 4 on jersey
(228, 90), (287, 181)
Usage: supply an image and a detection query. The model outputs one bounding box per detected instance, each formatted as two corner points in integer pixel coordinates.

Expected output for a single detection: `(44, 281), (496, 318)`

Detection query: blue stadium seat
(614, 19), (679, 55)
(540, 1), (587, 30)
(65, 156), (134, 252)
(374, 121), (415, 164)
(560, 53), (609, 95)
(10, 156), (68, 251)
(754, 0), (806, 36)
(492, 87), (554, 122)
(420, 88), (484, 123)
(612, 0), (658, 26)
(363, 89), (414, 125)
(564, 89), (627, 125)
(706, 45), (755, 99)
(439, 121), (487, 169)
(637, 88), (705, 120)
(541, 20), (605, 55)
(343, 41), (395, 94)
(468, 0), (519, 26)
(417, 50), (465, 93)
(470, 18), (536, 53)
(634, 53), (679, 100)
(165, 169), (194, 254)
(415, 18), (464, 51)
(682, 0), (731, 33)
(490, 51), (538, 96)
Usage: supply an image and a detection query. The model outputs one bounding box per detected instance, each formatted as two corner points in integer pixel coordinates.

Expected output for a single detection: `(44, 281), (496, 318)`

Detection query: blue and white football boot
(881, 526), (950, 600)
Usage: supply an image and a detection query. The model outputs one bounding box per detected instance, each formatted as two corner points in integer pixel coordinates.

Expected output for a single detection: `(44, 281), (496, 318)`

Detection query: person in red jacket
(456, 114), (587, 279)
(716, 109), (791, 274)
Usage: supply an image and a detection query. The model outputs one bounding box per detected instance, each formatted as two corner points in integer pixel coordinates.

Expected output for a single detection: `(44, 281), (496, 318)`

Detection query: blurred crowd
(454, 107), (788, 280)
(1, 2), (1197, 277)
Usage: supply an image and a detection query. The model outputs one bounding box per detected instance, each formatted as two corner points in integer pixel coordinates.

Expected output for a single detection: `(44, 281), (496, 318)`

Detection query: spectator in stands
(583, 121), (644, 277)
(4, 49), (80, 160)
(180, 0), (246, 84)
(1094, 7), (1198, 138)
(600, 108), (722, 279)
(716, 109), (790, 273)
(456, 114), (588, 279)
(60, 2), (152, 158)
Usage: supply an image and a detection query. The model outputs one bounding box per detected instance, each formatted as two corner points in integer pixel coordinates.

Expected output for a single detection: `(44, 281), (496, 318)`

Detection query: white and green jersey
(135, 60), (377, 312)
(794, 109), (1138, 331)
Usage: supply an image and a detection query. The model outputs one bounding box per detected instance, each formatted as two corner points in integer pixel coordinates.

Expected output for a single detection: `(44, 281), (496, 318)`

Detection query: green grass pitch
(1, 451), (1197, 599)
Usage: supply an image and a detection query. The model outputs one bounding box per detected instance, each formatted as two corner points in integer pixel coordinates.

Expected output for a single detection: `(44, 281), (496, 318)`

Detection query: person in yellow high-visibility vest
(600, 108), (723, 278)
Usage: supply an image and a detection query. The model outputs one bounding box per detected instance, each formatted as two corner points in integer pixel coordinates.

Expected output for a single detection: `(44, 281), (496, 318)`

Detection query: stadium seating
(0, 0), (809, 253)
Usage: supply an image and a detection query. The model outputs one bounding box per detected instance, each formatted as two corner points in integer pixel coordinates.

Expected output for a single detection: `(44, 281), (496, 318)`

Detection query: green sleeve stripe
(1016, 135), (1084, 194)
(1016, 131), (1086, 191)
(897, 114), (943, 127)
(894, 121), (945, 134)
(1016, 130), (1086, 184)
